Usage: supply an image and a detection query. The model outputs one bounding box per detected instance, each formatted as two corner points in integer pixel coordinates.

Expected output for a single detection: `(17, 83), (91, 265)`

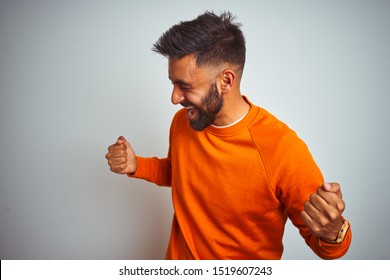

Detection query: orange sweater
(131, 97), (351, 259)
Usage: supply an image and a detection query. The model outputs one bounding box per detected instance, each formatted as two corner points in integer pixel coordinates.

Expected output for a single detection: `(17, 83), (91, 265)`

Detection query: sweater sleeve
(250, 109), (351, 259)
(274, 130), (352, 259)
(306, 227), (352, 260)
(128, 156), (172, 187)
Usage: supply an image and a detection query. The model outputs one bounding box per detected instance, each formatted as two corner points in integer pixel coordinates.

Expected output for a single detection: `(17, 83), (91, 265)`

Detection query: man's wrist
(321, 219), (350, 244)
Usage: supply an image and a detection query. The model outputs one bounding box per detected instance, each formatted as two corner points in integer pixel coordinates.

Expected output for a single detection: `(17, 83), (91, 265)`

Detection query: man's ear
(220, 69), (236, 93)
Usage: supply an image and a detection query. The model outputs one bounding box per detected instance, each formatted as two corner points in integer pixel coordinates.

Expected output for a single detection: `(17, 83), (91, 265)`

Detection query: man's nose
(171, 87), (185, 105)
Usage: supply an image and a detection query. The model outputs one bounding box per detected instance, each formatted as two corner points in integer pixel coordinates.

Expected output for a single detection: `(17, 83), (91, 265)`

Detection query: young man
(105, 11), (351, 259)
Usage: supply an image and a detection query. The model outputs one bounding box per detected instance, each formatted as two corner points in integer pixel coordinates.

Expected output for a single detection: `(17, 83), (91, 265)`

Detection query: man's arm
(106, 136), (172, 186)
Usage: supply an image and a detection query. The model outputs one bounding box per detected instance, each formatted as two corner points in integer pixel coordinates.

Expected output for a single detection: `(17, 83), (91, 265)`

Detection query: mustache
(180, 100), (195, 107)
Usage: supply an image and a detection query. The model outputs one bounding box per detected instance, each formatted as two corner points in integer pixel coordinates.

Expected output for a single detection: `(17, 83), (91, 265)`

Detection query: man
(105, 11), (351, 259)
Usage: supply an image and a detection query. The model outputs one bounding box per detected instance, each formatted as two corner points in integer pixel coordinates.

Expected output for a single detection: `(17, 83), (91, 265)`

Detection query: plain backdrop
(1, 0), (389, 259)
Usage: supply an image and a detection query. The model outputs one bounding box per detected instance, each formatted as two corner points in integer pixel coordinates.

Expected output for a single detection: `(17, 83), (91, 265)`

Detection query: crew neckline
(206, 96), (259, 136)
(211, 111), (249, 129)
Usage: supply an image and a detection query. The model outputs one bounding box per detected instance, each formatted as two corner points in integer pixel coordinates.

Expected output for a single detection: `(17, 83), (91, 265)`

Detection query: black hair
(152, 11), (246, 73)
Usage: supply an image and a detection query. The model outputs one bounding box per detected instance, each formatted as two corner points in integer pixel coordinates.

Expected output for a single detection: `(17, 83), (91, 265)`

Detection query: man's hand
(105, 136), (137, 174)
(301, 182), (345, 242)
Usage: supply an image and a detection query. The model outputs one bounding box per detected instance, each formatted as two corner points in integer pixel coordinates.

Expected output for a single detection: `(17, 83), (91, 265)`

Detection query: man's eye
(170, 80), (191, 92)
(178, 84), (191, 91)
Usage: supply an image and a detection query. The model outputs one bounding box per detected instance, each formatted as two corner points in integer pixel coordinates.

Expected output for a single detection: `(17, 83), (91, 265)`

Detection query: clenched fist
(105, 136), (137, 174)
(301, 183), (345, 242)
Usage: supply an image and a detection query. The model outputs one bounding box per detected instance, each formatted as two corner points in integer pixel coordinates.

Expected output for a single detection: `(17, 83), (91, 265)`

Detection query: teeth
(186, 106), (194, 118)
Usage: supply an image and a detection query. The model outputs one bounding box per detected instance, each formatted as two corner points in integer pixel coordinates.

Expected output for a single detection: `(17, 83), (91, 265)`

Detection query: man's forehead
(168, 55), (200, 81)
(168, 55), (222, 83)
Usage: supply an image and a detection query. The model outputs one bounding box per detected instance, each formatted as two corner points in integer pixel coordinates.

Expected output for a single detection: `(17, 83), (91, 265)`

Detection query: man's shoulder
(248, 107), (309, 161)
(249, 107), (296, 140)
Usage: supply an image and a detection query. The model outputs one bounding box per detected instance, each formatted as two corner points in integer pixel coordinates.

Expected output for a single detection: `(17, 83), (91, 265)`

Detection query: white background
(1, 0), (389, 259)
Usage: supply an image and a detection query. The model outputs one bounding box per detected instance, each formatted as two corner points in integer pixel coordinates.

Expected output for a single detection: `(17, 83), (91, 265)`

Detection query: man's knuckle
(338, 201), (345, 212)
(329, 208), (340, 221)
(319, 217), (329, 227)
(311, 225), (321, 235)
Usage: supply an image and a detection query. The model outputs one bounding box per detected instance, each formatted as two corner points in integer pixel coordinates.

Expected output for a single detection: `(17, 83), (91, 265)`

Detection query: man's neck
(213, 94), (250, 127)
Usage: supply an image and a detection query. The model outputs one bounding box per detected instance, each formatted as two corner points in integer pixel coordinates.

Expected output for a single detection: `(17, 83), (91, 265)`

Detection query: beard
(181, 83), (223, 131)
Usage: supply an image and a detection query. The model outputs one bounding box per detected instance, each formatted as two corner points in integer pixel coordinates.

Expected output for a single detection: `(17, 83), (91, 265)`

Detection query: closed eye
(178, 83), (191, 91)
(170, 80), (192, 92)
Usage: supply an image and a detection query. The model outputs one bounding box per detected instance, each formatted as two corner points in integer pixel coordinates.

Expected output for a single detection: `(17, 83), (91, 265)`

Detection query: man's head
(153, 11), (246, 131)
(153, 11), (246, 76)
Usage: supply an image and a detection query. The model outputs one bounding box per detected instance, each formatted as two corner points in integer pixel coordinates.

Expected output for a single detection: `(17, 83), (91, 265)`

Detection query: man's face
(168, 55), (223, 131)
(180, 82), (223, 131)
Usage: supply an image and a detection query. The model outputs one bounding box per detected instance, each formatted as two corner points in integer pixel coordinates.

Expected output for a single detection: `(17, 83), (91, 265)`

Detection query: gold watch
(335, 219), (350, 244)
(323, 219), (350, 244)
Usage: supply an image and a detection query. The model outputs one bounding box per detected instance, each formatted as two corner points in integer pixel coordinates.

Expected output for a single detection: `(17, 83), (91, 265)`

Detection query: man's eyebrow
(168, 77), (191, 87)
